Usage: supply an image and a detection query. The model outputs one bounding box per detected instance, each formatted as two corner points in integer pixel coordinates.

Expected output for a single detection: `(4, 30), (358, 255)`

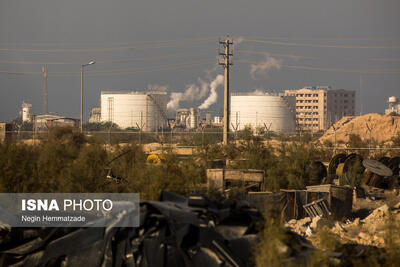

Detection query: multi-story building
(284, 86), (355, 131)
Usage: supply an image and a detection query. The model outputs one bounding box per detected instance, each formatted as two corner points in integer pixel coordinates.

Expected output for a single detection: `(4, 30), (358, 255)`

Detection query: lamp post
(80, 61), (95, 133)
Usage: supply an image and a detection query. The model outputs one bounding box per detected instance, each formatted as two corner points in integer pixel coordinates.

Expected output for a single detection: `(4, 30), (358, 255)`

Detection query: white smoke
(252, 89), (265, 95)
(250, 54), (282, 80)
(198, 74), (224, 110)
(167, 92), (183, 110)
(167, 75), (224, 110)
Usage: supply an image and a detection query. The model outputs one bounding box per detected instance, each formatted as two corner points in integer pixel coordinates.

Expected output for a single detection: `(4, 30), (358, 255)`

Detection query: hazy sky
(1, 0), (399, 121)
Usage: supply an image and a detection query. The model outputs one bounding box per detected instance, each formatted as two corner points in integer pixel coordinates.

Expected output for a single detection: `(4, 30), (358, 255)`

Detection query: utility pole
(42, 65), (48, 114)
(218, 36), (233, 145)
(80, 61), (95, 133)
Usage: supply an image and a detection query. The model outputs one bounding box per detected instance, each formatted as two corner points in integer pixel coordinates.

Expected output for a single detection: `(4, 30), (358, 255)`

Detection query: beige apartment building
(284, 86), (355, 131)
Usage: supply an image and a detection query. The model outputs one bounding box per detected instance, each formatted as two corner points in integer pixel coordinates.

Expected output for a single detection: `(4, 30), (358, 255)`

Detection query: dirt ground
(320, 113), (400, 144)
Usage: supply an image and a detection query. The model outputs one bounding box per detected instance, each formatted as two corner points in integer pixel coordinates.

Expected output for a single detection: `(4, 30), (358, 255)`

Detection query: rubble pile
(286, 202), (400, 248)
(0, 192), (317, 267)
(319, 113), (400, 144)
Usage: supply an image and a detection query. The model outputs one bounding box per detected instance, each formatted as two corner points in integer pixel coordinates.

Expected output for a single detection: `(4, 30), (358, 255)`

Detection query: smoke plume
(252, 89), (265, 95)
(167, 92), (183, 110)
(198, 74), (224, 110)
(250, 54), (282, 79)
(167, 75), (224, 110)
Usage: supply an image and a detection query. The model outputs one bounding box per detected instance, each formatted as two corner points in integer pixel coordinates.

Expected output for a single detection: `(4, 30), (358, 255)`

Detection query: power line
(243, 36), (400, 42)
(0, 37), (216, 53)
(0, 36), (219, 47)
(0, 50), (214, 65)
(244, 38), (400, 49)
(236, 59), (400, 74)
(0, 59), (216, 77)
(239, 50), (400, 63)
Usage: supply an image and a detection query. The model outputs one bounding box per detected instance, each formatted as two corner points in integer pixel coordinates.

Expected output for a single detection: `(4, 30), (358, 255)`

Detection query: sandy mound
(320, 113), (400, 144)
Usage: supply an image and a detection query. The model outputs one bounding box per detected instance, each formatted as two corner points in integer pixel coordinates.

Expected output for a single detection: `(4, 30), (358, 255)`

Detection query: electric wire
(0, 50), (214, 65)
(0, 59), (216, 77)
(236, 59), (400, 74)
(244, 38), (400, 49)
(238, 50), (400, 63)
(0, 37), (216, 53)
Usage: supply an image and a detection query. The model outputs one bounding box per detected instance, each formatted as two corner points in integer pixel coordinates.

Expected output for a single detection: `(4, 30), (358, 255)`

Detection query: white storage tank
(230, 92), (296, 132)
(100, 91), (167, 131)
(214, 116), (221, 124)
(189, 108), (199, 129)
(22, 102), (32, 122)
(388, 96), (398, 104)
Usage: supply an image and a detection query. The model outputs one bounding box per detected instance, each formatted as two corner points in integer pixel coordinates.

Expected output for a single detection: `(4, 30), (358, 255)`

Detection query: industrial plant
(87, 85), (357, 135)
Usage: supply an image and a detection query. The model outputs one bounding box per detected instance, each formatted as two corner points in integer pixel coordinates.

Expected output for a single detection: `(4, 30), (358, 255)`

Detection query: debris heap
(320, 113), (400, 144)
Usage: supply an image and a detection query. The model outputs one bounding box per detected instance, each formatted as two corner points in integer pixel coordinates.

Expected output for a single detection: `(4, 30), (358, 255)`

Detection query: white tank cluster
(100, 91), (167, 131)
(22, 102), (32, 122)
(230, 92), (296, 132)
(386, 96), (400, 115)
(175, 108), (200, 129)
(388, 96), (398, 106)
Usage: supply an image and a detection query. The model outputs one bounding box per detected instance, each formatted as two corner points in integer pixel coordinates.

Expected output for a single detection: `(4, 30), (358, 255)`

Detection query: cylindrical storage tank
(230, 92), (296, 132)
(206, 112), (211, 125)
(189, 108), (197, 129)
(389, 96), (398, 104)
(22, 102), (32, 122)
(100, 91), (167, 131)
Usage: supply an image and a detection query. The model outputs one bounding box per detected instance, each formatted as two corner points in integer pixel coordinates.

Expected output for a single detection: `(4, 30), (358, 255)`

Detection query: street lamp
(80, 60), (95, 133)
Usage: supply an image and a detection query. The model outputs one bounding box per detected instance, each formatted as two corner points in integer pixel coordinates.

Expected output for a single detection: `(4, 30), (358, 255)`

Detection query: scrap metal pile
(0, 192), (271, 267)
